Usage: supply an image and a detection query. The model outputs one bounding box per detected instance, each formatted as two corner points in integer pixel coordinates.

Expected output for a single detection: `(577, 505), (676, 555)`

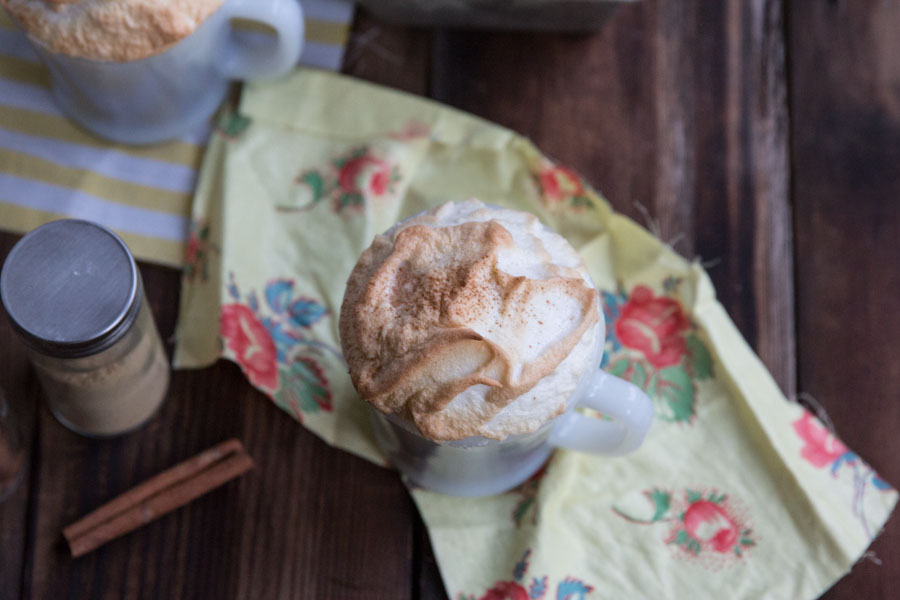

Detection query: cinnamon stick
(64, 438), (253, 557)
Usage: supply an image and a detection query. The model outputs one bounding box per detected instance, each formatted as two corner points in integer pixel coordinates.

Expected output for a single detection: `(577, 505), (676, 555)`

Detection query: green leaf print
(293, 360), (330, 412)
(648, 489), (672, 521)
(646, 372), (659, 399)
(631, 361), (648, 390)
(687, 538), (701, 555)
(275, 358), (331, 415)
(571, 194), (596, 210)
(512, 497), (535, 526)
(686, 333), (713, 379)
(338, 192), (365, 209)
(657, 365), (696, 423)
(686, 489), (702, 504)
(606, 358), (630, 378)
(299, 171), (326, 202)
(217, 111), (252, 138)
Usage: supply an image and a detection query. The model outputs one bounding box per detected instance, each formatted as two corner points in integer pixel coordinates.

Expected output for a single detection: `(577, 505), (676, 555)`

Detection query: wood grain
(343, 4), (795, 598)
(790, 1), (900, 598)
(0, 233), (37, 600)
(341, 12), (442, 600)
(429, 0), (795, 395)
(3, 0), (899, 597)
(342, 9), (432, 95)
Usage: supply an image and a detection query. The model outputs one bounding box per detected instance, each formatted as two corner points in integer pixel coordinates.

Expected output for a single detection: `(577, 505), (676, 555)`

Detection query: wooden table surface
(1, 2), (899, 598)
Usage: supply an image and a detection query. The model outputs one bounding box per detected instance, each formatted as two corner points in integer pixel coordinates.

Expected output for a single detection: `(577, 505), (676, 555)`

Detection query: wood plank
(424, 1), (792, 596)
(0, 232), (37, 600)
(342, 9), (432, 95)
(415, 2), (792, 598)
(790, 1), (900, 598)
(341, 10), (438, 600)
(6, 251), (414, 599)
(413, 509), (447, 600)
(429, 0), (795, 395)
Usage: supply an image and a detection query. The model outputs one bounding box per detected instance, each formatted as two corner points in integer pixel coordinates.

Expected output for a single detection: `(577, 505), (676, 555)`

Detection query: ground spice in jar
(0, 220), (169, 437)
(25, 299), (169, 435)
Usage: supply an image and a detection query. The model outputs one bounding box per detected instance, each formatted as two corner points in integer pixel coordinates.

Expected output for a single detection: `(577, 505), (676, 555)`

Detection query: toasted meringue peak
(340, 200), (600, 442)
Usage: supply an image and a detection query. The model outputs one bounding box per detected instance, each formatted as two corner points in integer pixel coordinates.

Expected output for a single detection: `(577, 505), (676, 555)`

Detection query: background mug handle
(548, 370), (654, 456)
(219, 0), (304, 80)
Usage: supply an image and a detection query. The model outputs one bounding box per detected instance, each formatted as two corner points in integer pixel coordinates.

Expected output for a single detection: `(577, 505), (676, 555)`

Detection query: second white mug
(15, 0), (304, 144)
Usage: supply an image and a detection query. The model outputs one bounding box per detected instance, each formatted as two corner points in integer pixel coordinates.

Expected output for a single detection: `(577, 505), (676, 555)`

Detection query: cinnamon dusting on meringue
(340, 201), (600, 442)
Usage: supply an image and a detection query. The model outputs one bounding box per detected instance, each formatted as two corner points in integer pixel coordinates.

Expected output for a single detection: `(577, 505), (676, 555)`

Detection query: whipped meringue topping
(339, 200), (601, 442)
(2, 0), (224, 61)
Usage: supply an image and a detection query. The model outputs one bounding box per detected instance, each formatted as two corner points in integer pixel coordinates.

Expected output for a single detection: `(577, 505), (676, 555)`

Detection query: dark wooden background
(1, 1), (898, 598)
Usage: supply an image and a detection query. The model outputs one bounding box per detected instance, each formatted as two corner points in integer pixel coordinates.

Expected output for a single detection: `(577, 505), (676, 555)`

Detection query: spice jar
(0, 220), (169, 437)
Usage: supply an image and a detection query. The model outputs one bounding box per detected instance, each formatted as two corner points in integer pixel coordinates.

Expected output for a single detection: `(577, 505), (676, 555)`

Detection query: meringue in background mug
(2, 0), (304, 144)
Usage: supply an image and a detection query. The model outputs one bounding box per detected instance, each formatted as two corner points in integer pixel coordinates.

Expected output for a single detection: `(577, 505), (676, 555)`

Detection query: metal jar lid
(0, 220), (142, 358)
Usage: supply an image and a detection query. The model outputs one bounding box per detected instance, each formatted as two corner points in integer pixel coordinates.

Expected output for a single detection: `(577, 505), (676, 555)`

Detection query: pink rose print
(478, 582), (528, 600)
(540, 166), (584, 204)
(613, 488), (756, 566)
(614, 285), (691, 369)
(337, 155), (394, 198)
(533, 161), (596, 210)
(602, 280), (714, 425)
(183, 219), (217, 283)
(682, 500), (739, 553)
(220, 303), (279, 392)
(185, 232), (200, 266)
(290, 146), (402, 214)
(459, 549), (593, 600)
(223, 275), (338, 421)
(792, 411), (848, 468)
(369, 164), (392, 195)
(790, 409), (894, 540)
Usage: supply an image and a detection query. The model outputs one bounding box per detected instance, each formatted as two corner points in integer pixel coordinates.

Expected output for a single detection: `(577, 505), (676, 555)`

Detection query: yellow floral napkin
(173, 69), (897, 599)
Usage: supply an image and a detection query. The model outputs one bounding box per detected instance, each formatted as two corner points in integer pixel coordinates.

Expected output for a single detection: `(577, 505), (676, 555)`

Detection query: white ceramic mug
(19, 0), (303, 144)
(370, 318), (654, 497)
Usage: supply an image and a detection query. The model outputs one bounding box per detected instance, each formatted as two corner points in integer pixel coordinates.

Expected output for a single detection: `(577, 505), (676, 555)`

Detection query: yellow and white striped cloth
(0, 0), (354, 267)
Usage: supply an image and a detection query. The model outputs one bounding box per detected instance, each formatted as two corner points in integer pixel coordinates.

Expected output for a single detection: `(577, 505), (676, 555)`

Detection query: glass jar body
(27, 296), (169, 437)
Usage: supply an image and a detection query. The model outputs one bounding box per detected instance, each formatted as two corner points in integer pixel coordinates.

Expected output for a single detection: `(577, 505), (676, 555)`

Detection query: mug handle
(218, 0), (304, 80)
(547, 370), (654, 456)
